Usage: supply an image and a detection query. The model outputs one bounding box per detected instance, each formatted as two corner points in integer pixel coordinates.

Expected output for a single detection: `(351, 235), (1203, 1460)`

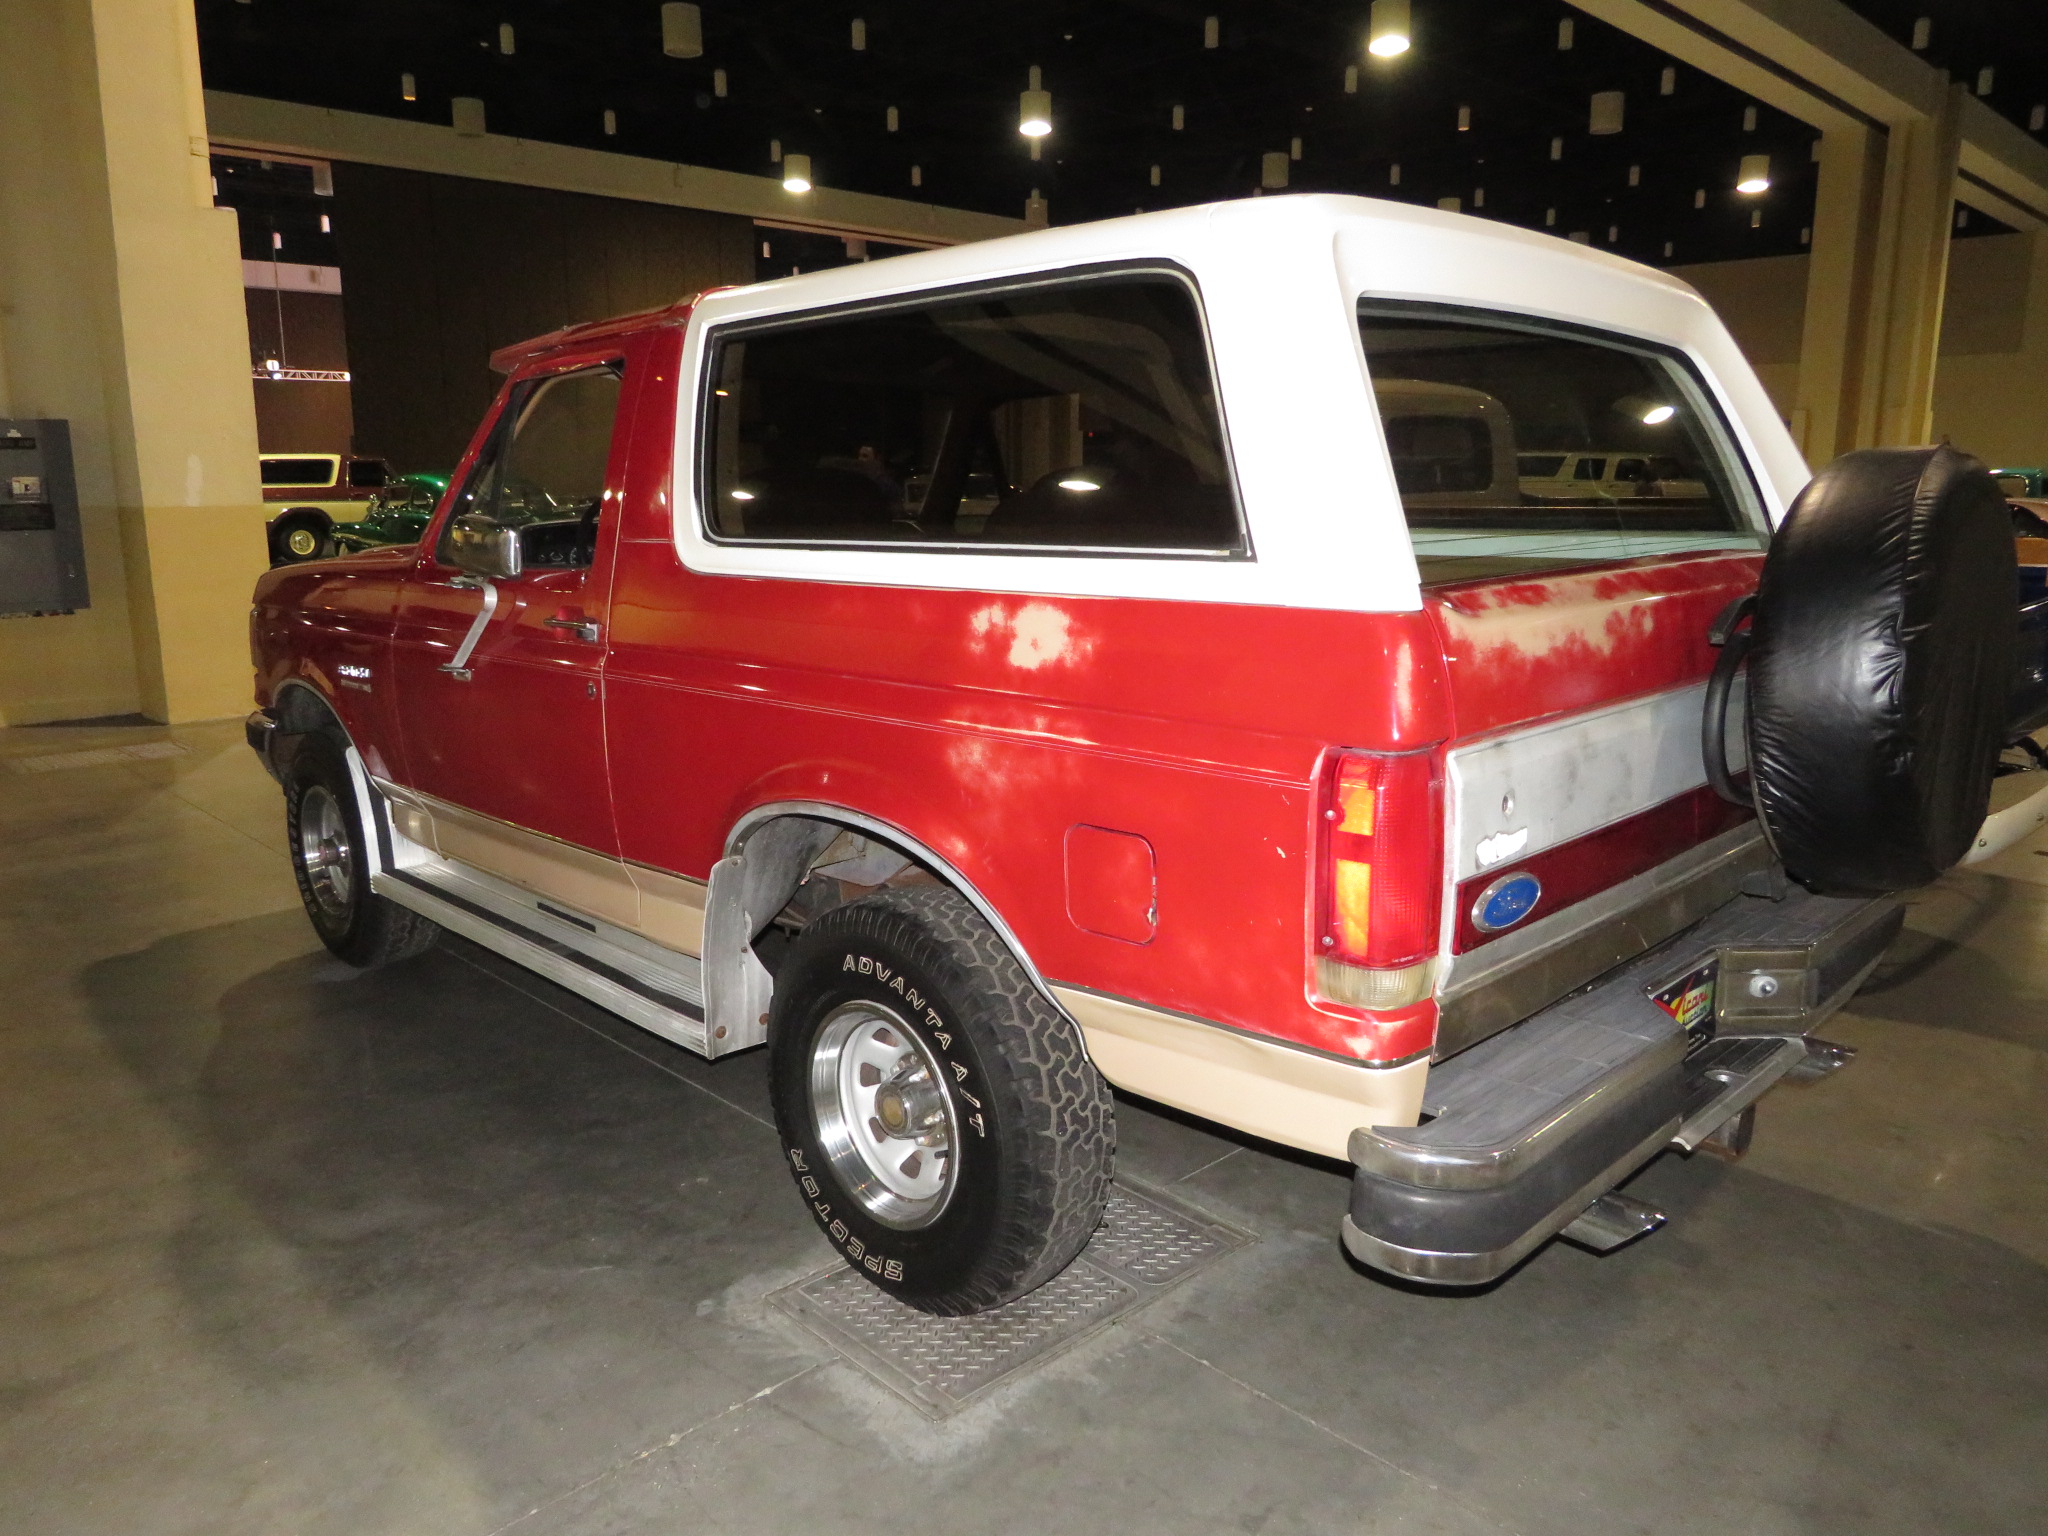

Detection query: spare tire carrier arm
(1703, 593), (1756, 808)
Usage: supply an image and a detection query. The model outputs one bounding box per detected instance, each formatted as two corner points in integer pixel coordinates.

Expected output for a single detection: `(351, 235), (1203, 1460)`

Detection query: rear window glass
(261, 456), (338, 488)
(1359, 305), (1766, 582)
(702, 272), (1243, 556)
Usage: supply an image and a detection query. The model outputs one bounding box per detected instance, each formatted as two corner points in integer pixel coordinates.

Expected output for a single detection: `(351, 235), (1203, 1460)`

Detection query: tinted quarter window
(704, 273), (1243, 554)
(444, 365), (623, 570)
(1359, 305), (1765, 581)
(261, 456), (337, 488)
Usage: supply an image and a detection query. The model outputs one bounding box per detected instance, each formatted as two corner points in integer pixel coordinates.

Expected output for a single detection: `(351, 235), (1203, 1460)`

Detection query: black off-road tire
(1747, 445), (2018, 892)
(284, 733), (440, 967)
(768, 886), (1115, 1315)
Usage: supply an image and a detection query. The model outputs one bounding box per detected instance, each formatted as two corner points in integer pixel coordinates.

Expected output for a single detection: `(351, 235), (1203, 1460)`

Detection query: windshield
(1359, 304), (1767, 583)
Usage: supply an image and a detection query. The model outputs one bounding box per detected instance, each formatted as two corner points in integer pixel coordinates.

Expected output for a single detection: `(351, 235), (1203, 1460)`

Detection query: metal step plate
(772, 1182), (1250, 1418)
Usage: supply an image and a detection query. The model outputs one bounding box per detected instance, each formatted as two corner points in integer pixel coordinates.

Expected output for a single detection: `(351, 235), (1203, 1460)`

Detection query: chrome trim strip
(1339, 1117), (1680, 1286)
(374, 872), (710, 1054)
(1051, 979), (1433, 1073)
(1347, 1031), (1686, 1189)
(1433, 825), (1770, 1059)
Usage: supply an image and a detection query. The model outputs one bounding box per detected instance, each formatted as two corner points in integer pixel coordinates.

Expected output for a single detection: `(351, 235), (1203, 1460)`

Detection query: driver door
(386, 355), (635, 924)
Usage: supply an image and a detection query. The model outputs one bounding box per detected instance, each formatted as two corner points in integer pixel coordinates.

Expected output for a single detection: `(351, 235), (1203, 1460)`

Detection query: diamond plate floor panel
(772, 1182), (1250, 1417)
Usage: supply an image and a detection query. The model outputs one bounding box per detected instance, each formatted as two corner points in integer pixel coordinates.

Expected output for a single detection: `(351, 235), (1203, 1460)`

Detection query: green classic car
(267, 471), (450, 564)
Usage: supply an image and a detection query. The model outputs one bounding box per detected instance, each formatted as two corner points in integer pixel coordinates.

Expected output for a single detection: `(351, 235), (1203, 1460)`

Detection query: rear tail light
(1313, 747), (1443, 1019)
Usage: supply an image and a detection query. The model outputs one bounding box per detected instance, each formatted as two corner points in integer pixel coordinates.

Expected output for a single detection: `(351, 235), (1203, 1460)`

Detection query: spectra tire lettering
(786, 1145), (905, 1280)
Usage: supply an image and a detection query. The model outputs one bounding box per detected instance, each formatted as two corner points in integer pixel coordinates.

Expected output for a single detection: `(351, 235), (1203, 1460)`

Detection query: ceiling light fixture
(1368, 0), (1410, 57)
(1020, 67), (1051, 137)
(782, 153), (812, 193)
(661, 3), (703, 59)
(1058, 476), (1102, 492)
(1641, 404), (1676, 425)
(1736, 153), (1770, 193)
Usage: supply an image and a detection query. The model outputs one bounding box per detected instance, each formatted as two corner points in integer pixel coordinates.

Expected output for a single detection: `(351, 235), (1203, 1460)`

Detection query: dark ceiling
(200, 2), (2044, 274)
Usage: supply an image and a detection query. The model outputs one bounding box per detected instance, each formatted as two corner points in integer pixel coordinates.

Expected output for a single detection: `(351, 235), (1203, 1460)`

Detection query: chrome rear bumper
(1341, 884), (1901, 1286)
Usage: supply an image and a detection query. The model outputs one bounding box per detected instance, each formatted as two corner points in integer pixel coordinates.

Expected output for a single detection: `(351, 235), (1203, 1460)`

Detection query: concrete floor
(2, 717), (2044, 1536)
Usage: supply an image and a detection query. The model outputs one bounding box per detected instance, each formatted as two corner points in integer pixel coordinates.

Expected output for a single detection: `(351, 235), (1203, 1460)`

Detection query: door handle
(544, 614), (602, 642)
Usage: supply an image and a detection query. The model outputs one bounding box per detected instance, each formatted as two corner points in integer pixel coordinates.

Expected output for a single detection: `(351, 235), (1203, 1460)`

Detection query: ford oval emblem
(1472, 871), (1542, 933)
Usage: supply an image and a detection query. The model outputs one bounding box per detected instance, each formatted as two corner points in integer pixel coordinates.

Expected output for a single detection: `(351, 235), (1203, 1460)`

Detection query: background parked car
(267, 466), (449, 564)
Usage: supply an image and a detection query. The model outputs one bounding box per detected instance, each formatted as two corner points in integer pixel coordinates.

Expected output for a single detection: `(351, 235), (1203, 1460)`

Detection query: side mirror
(448, 513), (523, 580)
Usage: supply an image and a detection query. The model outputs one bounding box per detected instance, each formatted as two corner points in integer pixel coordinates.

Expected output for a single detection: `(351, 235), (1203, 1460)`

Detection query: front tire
(285, 733), (439, 967)
(768, 886), (1114, 1314)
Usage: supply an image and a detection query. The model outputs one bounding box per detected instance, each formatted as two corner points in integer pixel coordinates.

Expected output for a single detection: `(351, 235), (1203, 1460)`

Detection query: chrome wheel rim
(808, 1000), (959, 1230)
(297, 784), (354, 918)
(286, 527), (319, 557)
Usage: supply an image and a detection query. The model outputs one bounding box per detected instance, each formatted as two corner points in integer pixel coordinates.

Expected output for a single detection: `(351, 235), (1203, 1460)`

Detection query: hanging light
(603, 108), (617, 136)
(1025, 188), (1049, 226)
(1736, 153), (1770, 193)
(1020, 66), (1051, 137)
(1261, 152), (1289, 189)
(713, 68), (727, 98)
(1368, 0), (1410, 57)
(400, 71), (416, 102)
(661, 3), (703, 59)
(498, 22), (515, 54)
(782, 153), (813, 193)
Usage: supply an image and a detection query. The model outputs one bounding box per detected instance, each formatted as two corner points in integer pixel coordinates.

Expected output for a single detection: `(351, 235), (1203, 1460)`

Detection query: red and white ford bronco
(248, 195), (2030, 1313)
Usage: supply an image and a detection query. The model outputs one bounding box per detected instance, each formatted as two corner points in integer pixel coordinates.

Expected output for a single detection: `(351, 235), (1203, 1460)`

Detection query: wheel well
(725, 809), (1050, 992)
(273, 681), (346, 742)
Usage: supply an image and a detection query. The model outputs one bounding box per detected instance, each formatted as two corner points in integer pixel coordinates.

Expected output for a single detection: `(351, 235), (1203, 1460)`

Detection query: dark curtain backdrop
(332, 162), (754, 473)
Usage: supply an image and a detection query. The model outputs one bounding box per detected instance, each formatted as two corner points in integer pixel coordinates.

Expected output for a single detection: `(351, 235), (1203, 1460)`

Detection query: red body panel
(1453, 784), (1753, 953)
(1424, 553), (1764, 739)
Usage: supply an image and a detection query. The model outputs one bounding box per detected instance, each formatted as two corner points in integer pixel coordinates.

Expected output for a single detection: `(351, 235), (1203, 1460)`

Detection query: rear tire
(768, 886), (1114, 1315)
(270, 513), (335, 564)
(285, 733), (439, 967)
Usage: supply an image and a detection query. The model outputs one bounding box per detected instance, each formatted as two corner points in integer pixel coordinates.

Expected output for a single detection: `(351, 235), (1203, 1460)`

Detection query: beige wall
(1675, 231), (2048, 468)
(0, 0), (267, 726)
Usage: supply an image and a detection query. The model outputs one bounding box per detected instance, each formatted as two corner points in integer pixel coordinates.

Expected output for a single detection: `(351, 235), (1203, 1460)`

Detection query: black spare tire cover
(1748, 444), (2017, 894)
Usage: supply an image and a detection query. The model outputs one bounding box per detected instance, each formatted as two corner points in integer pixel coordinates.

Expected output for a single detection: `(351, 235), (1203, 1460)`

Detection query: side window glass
(1359, 305), (1765, 581)
(702, 273), (1243, 555)
(443, 364), (624, 570)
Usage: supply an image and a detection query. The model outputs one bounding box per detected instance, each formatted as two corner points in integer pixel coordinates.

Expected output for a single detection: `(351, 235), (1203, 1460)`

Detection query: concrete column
(1790, 87), (1962, 462)
(1791, 125), (1881, 462)
(1860, 82), (1964, 448)
(0, 0), (264, 725)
